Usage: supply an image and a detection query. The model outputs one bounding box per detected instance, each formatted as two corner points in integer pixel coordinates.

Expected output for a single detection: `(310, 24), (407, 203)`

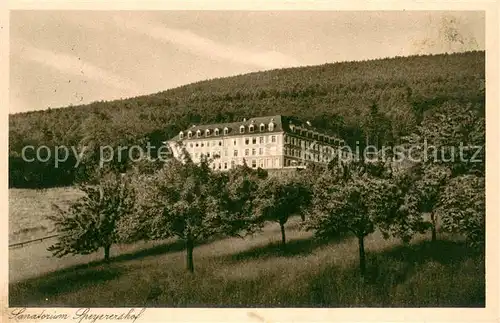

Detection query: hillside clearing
(9, 187), (83, 244)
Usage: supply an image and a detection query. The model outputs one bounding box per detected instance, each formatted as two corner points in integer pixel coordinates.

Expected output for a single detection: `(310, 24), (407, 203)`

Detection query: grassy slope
(9, 187), (84, 244)
(10, 217), (484, 307)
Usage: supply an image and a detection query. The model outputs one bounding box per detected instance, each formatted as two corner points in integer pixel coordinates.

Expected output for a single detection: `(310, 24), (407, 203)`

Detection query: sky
(9, 10), (485, 113)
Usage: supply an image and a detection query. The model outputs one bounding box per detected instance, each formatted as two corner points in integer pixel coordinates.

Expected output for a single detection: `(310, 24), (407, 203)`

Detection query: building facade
(166, 115), (349, 171)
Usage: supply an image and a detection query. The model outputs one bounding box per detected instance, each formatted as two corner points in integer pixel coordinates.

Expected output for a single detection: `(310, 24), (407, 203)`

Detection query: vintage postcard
(1, 1), (498, 322)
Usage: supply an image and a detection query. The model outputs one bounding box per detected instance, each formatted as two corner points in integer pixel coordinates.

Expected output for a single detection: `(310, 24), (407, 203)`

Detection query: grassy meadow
(9, 187), (84, 244)
(9, 192), (485, 307)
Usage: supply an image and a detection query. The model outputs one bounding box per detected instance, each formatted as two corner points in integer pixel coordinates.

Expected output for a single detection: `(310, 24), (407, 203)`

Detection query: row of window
(284, 150), (351, 162)
(189, 141), (223, 148)
(285, 135), (344, 148)
(187, 135), (277, 149)
(193, 147), (268, 158)
(284, 146), (344, 157)
(180, 122), (276, 139)
(209, 157), (281, 170)
(244, 136), (276, 145)
(287, 126), (343, 145)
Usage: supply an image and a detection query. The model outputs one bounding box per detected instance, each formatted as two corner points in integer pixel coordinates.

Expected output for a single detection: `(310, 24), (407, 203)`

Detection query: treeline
(47, 100), (485, 275)
(9, 51), (485, 187)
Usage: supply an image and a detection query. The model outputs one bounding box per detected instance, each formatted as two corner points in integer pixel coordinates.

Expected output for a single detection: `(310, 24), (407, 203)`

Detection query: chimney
(243, 118), (247, 122)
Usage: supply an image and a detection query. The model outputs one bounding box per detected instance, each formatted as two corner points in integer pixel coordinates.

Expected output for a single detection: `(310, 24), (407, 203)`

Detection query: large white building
(166, 115), (348, 170)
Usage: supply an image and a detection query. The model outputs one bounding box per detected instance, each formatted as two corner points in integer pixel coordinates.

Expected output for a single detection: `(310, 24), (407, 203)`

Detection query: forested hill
(9, 51), (485, 187)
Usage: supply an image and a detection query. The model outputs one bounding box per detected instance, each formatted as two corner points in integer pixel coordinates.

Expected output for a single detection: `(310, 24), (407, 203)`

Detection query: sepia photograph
(6, 8), (489, 311)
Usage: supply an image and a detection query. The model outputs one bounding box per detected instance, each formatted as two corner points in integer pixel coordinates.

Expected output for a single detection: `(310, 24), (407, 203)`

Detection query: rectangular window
(252, 160), (257, 168)
(259, 137), (264, 144)
(271, 136), (276, 143)
(234, 150), (238, 157)
(224, 150), (228, 157)
(252, 148), (256, 155)
(224, 162), (227, 169)
(259, 159), (264, 168)
(218, 163), (222, 169)
(245, 149), (249, 156)
(245, 138), (249, 145)
(233, 140), (237, 145)
(252, 137), (257, 144)
(259, 148), (263, 155)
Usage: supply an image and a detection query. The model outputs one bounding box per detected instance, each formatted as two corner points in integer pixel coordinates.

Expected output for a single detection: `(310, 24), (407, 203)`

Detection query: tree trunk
(104, 244), (111, 262)
(280, 222), (286, 248)
(430, 212), (437, 242)
(358, 235), (366, 277)
(300, 214), (305, 222)
(186, 238), (194, 273)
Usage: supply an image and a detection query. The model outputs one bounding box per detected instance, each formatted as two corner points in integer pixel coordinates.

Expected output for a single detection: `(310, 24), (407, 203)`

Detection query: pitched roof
(169, 115), (284, 141)
(168, 114), (344, 142)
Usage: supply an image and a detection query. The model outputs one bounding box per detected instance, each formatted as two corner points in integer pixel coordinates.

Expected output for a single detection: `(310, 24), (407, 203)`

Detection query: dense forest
(9, 51), (485, 188)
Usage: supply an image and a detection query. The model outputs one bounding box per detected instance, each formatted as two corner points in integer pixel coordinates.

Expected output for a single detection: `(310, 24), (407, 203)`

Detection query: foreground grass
(9, 219), (484, 307)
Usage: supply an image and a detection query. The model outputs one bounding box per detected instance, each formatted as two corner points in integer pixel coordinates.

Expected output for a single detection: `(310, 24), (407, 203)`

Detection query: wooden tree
(138, 152), (222, 272)
(221, 162), (267, 238)
(373, 165), (433, 245)
(402, 102), (484, 241)
(404, 164), (451, 242)
(47, 172), (135, 261)
(135, 149), (261, 273)
(307, 159), (394, 276)
(436, 174), (485, 247)
(254, 174), (312, 248)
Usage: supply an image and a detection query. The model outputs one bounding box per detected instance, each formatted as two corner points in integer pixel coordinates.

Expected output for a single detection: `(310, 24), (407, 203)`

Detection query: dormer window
(214, 128), (219, 136)
(268, 122), (275, 131)
(259, 123), (265, 132)
(179, 131), (184, 139)
(223, 127), (229, 135)
(188, 131), (193, 139)
(249, 125), (254, 132)
(196, 130), (201, 138)
(240, 125), (245, 133)
(205, 129), (211, 137)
